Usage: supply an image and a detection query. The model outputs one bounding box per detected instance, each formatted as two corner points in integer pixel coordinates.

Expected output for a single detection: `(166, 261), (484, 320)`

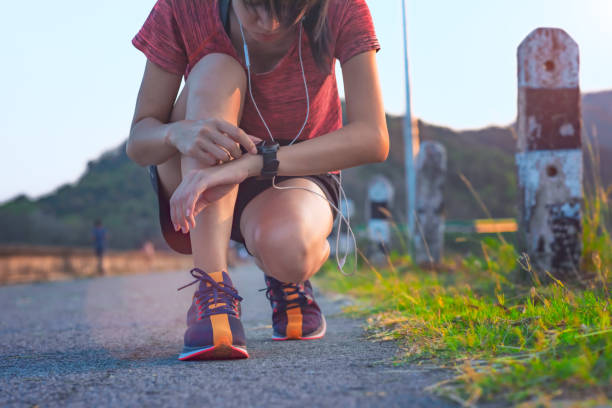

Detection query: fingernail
(186, 209), (190, 217)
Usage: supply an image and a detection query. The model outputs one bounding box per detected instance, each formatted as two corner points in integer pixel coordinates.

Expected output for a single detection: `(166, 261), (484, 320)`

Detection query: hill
(1, 90), (610, 249)
(0, 145), (160, 249)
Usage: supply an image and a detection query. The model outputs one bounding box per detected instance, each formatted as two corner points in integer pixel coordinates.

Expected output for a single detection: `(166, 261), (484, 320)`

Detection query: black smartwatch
(255, 140), (280, 180)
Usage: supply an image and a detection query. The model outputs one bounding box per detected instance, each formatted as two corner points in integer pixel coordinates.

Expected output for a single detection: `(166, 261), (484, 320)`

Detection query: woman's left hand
(170, 160), (251, 233)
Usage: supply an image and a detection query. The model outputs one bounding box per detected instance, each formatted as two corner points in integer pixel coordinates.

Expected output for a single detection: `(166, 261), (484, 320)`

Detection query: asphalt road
(0, 263), (456, 407)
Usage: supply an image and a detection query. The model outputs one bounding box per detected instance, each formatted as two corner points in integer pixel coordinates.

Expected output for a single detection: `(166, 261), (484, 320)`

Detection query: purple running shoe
(264, 275), (326, 341)
(178, 268), (248, 360)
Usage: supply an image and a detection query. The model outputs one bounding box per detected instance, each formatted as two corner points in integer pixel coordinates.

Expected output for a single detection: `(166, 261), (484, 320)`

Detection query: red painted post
(516, 28), (583, 278)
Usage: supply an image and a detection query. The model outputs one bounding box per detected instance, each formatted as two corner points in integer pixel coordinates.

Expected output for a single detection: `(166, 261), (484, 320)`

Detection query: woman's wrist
(244, 152), (263, 178)
(163, 122), (178, 149)
(211, 153), (262, 179)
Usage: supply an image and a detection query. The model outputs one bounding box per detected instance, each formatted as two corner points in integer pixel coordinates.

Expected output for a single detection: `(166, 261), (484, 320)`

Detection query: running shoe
(263, 275), (326, 340)
(178, 268), (248, 360)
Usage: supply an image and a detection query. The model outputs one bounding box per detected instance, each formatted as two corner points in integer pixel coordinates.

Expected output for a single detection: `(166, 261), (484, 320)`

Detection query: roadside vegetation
(318, 167), (611, 406)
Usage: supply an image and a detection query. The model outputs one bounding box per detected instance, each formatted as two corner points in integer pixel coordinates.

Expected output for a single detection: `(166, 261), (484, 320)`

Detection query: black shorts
(148, 165), (340, 255)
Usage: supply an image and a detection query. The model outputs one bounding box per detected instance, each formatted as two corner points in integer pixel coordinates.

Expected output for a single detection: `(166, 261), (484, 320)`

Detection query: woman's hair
(242, 0), (332, 72)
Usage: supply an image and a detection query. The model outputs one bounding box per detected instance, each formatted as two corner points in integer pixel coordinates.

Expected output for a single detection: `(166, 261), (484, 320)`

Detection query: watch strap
(256, 141), (280, 179)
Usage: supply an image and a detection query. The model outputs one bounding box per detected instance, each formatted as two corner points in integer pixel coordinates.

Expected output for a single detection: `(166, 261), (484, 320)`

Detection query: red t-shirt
(133, 0), (380, 169)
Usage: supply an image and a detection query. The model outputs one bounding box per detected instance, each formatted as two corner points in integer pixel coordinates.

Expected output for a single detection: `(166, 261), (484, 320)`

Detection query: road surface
(0, 262), (455, 407)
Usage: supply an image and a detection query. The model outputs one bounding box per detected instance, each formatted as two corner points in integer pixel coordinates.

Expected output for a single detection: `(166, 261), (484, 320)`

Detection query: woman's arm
(170, 51), (389, 230)
(127, 60), (260, 167)
(126, 60), (183, 166)
(246, 50), (389, 176)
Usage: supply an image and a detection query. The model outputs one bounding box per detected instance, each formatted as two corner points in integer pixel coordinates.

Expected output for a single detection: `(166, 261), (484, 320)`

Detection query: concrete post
(414, 141), (447, 266)
(516, 28), (583, 278)
(366, 176), (394, 264)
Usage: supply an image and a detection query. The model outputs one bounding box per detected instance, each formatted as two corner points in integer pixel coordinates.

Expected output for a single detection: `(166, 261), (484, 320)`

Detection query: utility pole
(401, 0), (416, 254)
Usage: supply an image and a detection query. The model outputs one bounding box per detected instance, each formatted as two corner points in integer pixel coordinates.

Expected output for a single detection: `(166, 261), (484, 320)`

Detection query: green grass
(316, 191), (611, 406)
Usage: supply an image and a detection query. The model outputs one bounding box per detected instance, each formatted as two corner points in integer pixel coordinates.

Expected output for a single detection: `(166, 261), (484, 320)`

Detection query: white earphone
(238, 17), (357, 275)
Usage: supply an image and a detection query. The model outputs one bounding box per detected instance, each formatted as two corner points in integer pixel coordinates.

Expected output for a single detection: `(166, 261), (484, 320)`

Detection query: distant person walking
(92, 219), (107, 275)
(142, 240), (156, 272)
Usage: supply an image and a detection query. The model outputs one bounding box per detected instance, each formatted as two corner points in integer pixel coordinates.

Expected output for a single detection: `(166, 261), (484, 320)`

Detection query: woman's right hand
(167, 118), (262, 166)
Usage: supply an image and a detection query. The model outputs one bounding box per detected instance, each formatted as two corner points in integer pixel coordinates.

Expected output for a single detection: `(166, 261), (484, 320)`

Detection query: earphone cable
(240, 21), (310, 146)
(288, 22), (310, 147)
(271, 176), (356, 275)
(239, 19), (357, 275)
(239, 22), (275, 142)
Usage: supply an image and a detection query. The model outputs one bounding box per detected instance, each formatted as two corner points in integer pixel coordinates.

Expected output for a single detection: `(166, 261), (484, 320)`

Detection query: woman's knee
(185, 53), (246, 122)
(253, 221), (327, 283)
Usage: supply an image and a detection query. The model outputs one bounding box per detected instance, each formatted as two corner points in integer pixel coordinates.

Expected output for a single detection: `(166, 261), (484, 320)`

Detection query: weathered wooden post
(414, 141), (446, 266)
(516, 28), (583, 278)
(366, 176), (394, 264)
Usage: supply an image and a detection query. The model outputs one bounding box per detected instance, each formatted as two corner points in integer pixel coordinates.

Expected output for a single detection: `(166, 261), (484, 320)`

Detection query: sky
(2, 0), (612, 203)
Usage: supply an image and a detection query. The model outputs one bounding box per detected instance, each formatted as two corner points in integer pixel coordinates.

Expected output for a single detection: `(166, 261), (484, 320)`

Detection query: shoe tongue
(208, 271), (232, 286)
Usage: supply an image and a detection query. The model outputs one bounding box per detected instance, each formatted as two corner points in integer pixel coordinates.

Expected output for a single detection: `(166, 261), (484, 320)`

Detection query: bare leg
(241, 178), (334, 283)
(240, 178), (333, 341)
(156, 53), (246, 272)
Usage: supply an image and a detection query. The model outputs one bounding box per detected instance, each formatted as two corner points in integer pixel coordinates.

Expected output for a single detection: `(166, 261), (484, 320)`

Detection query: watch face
(259, 141), (279, 179)
(262, 143), (279, 154)
(255, 141), (266, 154)
(256, 141), (279, 154)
